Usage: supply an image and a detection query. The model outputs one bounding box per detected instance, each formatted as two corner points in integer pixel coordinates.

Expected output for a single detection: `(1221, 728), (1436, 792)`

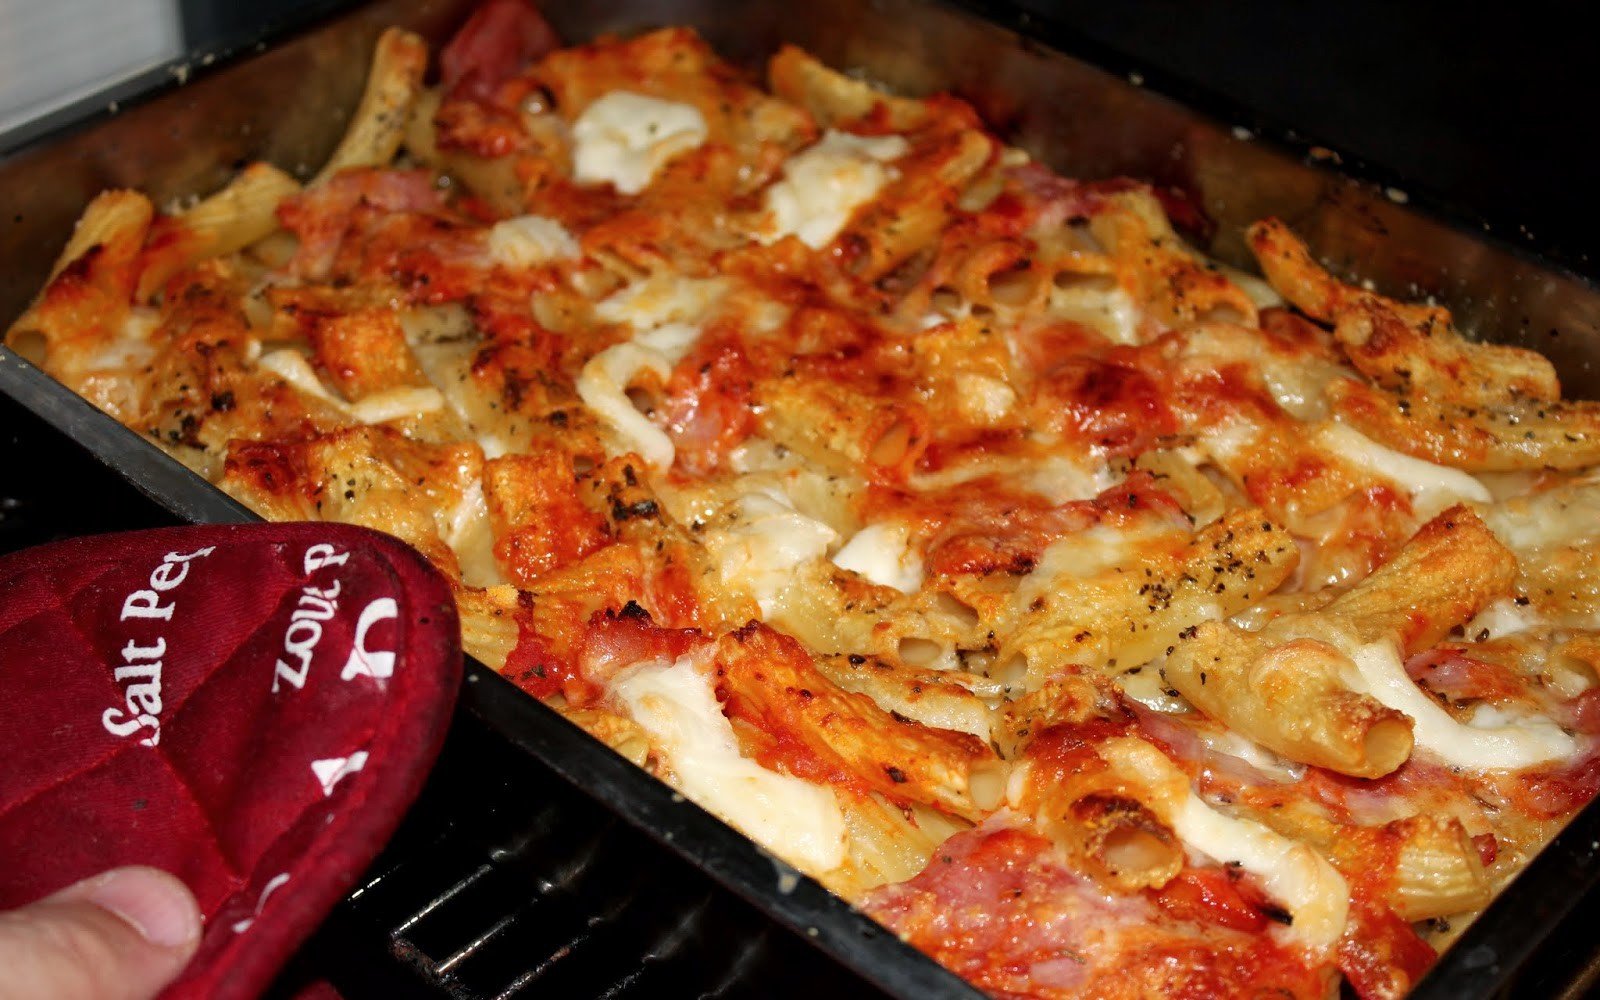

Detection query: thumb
(0, 866), (202, 1000)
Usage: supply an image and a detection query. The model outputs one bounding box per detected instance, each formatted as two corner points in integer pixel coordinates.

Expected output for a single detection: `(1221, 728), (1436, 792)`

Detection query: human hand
(0, 867), (201, 1000)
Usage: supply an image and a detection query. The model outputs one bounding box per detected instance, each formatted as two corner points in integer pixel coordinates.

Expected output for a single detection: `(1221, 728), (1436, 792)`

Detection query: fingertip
(74, 866), (202, 954)
(0, 867), (203, 1000)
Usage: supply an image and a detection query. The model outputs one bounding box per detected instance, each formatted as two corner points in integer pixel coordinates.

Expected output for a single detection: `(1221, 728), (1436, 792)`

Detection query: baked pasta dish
(12, 3), (1600, 995)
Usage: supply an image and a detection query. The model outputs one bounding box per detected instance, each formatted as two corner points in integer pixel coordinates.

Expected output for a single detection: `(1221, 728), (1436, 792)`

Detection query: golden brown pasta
(313, 27), (429, 184)
(17, 16), (1600, 996)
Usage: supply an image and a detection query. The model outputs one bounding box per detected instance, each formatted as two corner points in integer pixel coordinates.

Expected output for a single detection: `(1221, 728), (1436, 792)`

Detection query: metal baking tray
(5, 1), (1600, 995)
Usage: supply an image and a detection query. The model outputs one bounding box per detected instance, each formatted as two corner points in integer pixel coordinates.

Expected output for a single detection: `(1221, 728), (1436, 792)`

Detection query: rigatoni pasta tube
(767, 45), (931, 131)
(1319, 504), (1517, 653)
(313, 27), (428, 185)
(999, 507), (1299, 688)
(755, 375), (929, 479)
(1388, 814), (1491, 921)
(1009, 735), (1184, 893)
(136, 163), (301, 300)
(711, 623), (1002, 821)
(814, 653), (996, 742)
(8, 190), (153, 374)
(1165, 626), (1414, 779)
(1090, 189), (1258, 330)
(1330, 375), (1600, 473)
(1166, 506), (1513, 778)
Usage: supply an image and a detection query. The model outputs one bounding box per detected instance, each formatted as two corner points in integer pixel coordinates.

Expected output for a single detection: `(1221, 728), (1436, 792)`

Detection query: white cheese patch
(596, 275), (728, 335)
(349, 386), (445, 424)
(73, 307), (162, 417)
(727, 437), (804, 476)
(576, 342), (675, 469)
(611, 656), (847, 875)
(1171, 782), (1349, 950)
(1483, 481), (1600, 552)
(572, 91), (709, 196)
(832, 522), (923, 594)
(90, 306), (160, 371)
(1466, 597), (1547, 641)
(1048, 282), (1139, 345)
(1216, 264), (1284, 309)
(1116, 669), (1190, 714)
(1345, 639), (1577, 770)
(760, 130), (909, 249)
(1199, 418), (1260, 464)
(1106, 737), (1348, 951)
(1196, 727), (1306, 783)
(632, 323), (702, 366)
(1100, 287), (1139, 345)
(262, 356), (445, 427)
(1028, 454), (1121, 504)
(1318, 422), (1491, 510)
(476, 434), (513, 460)
(486, 214), (580, 268)
(1259, 356), (1346, 422)
(705, 488), (838, 615)
(907, 452), (1114, 504)
(578, 276), (736, 466)
(741, 295), (791, 336)
(259, 349), (343, 406)
(1004, 759), (1036, 809)
(1032, 521), (1187, 581)
(953, 373), (1016, 422)
(442, 480), (502, 588)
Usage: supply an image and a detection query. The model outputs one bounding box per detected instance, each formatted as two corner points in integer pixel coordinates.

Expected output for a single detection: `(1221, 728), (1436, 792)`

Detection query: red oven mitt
(0, 523), (462, 999)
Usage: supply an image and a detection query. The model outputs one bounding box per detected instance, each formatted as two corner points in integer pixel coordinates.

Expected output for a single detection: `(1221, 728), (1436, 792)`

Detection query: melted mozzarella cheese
(1108, 737), (1348, 951)
(1049, 282), (1139, 345)
(442, 479), (502, 588)
(1483, 481), (1600, 551)
(632, 323), (702, 365)
(1318, 422), (1491, 510)
(1100, 287), (1139, 345)
(262, 357), (446, 427)
(727, 437), (805, 476)
(571, 91), (709, 196)
(597, 275), (728, 334)
(259, 348), (343, 406)
(832, 522), (923, 593)
(953, 373), (1016, 422)
(1116, 669), (1191, 714)
(1345, 639), (1577, 769)
(1028, 454), (1121, 503)
(907, 452), (1113, 503)
(349, 385), (445, 424)
(705, 488), (838, 614)
(1216, 263), (1284, 309)
(1199, 418), (1260, 464)
(760, 130), (909, 249)
(611, 656), (847, 875)
(579, 276), (738, 466)
(91, 306), (160, 371)
(1032, 521), (1188, 581)
(486, 214), (580, 267)
(1466, 597), (1546, 641)
(1196, 727), (1306, 783)
(576, 342), (675, 468)
(1259, 356), (1345, 422)
(1171, 783), (1348, 950)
